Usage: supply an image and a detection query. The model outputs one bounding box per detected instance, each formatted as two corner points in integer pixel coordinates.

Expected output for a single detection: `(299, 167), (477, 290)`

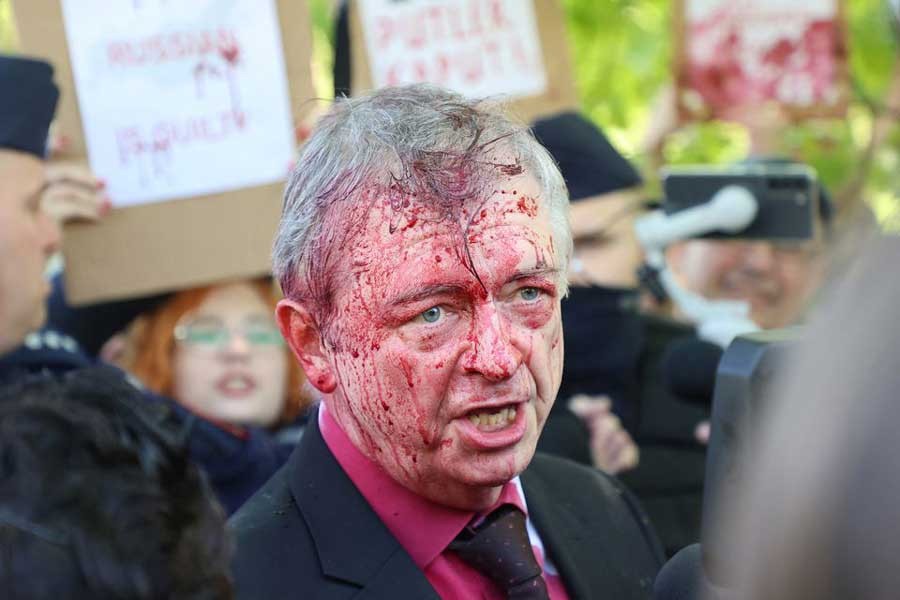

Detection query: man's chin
(454, 444), (536, 488)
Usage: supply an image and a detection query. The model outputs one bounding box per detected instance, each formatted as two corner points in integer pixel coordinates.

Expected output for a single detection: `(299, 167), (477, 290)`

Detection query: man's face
(0, 150), (60, 353)
(668, 238), (826, 329)
(568, 188), (644, 288)
(291, 170), (564, 509)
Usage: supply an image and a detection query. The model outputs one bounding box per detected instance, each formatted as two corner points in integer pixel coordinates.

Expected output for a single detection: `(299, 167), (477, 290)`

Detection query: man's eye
(520, 287), (541, 302)
(420, 306), (443, 323)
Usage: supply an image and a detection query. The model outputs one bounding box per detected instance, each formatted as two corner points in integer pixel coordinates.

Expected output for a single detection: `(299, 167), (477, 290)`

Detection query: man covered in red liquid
(231, 85), (663, 599)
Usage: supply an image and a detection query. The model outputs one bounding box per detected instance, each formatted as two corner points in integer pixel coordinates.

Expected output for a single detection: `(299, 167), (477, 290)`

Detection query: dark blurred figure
(709, 234), (900, 600)
(0, 367), (232, 599)
(532, 111), (709, 557)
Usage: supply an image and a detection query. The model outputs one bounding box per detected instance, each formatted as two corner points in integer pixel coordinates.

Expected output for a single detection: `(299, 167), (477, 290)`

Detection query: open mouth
(456, 402), (528, 450)
(467, 406), (518, 431)
(215, 373), (257, 397)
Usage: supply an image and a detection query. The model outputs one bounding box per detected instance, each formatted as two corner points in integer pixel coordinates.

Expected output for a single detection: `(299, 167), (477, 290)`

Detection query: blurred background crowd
(2, 0), (900, 598)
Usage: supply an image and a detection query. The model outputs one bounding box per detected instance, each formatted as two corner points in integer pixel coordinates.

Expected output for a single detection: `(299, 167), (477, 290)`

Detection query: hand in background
(694, 420), (711, 445)
(569, 394), (640, 475)
(42, 162), (110, 224)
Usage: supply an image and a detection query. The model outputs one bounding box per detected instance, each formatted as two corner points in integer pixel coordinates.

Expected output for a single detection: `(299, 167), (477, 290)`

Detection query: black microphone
(654, 544), (717, 600)
(662, 337), (724, 406)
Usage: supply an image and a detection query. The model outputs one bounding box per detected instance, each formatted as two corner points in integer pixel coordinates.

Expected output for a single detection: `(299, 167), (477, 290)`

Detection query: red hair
(123, 278), (308, 426)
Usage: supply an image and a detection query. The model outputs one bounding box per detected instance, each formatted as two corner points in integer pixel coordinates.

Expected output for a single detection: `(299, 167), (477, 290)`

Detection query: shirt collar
(318, 402), (526, 569)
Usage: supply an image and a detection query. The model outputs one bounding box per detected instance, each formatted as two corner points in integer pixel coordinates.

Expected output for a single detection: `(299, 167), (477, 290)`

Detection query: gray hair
(272, 84), (571, 312)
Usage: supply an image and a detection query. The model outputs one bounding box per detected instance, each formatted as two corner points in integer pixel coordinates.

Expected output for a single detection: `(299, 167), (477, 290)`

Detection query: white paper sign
(60, 0), (295, 207)
(358, 0), (547, 100)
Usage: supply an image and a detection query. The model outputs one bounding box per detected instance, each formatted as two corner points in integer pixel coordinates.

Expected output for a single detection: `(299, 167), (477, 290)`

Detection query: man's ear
(276, 299), (337, 394)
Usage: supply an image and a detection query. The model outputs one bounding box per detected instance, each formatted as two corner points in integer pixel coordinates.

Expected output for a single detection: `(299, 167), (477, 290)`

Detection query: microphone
(654, 543), (740, 600)
(653, 544), (706, 600)
(662, 338), (724, 406)
(634, 185), (758, 251)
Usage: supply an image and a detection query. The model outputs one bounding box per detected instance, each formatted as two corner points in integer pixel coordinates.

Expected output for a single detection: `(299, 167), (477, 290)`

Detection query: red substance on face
(399, 356), (416, 388)
(499, 163), (523, 176)
(516, 196), (538, 218)
(297, 159), (563, 510)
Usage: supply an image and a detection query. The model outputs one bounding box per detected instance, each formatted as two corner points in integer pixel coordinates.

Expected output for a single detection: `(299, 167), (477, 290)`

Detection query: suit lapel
(522, 457), (631, 600)
(286, 410), (440, 599)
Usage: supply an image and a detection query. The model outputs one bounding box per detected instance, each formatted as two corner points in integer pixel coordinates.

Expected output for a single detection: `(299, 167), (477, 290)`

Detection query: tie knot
(449, 505), (550, 599)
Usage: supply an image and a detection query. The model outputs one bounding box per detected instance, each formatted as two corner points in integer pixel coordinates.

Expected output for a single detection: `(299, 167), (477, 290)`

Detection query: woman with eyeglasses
(122, 277), (309, 433)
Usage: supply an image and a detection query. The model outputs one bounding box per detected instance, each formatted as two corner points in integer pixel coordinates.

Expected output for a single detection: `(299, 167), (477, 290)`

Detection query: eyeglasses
(725, 239), (824, 263)
(174, 314), (285, 350)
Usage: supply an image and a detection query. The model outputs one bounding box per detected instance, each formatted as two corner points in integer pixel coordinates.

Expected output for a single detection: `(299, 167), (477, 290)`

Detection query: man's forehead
(342, 208), (552, 296)
(341, 189), (549, 259)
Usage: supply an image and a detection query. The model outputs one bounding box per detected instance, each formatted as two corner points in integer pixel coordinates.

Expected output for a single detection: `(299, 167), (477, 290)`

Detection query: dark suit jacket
(230, 412), (664, 599)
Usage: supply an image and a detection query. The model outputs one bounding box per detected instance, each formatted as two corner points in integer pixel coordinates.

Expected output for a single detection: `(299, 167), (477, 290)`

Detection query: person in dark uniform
(531, 111), (709, 557)
(0, 55), (61, 356)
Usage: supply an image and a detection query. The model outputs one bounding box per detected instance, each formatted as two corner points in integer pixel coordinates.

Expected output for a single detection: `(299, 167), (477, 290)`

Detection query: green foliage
(563, 0), (900, 223)
(308, 0), (336, 98)
(564, 0), (672, 160)
(0, 1), (18, 51)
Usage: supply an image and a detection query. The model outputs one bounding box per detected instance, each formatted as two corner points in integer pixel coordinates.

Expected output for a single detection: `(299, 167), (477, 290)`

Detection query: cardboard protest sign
(12, 0), (315, 304)
(347, 0), (578, 123)
(674, 0), (849, 120)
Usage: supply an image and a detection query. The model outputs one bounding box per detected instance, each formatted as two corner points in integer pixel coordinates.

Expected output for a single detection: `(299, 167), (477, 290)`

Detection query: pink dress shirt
(319, 405), (570, 600)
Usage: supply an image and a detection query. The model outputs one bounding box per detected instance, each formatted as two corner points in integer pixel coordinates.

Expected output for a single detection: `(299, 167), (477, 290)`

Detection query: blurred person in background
(0, 55), (63, 356)
(709, 234), (900, 600)
(120, 278), (310, 440)
(0, 52), (106, 365)
(532, 111), (712, 558)
(530, 110), (646, 473)
(24, 275), (309, 514)
(0, 367), (233, 599)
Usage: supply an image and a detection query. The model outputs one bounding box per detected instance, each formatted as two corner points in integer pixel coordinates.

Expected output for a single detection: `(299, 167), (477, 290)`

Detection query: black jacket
(230, 410), (664, 599)
(539, 310), (709, 557)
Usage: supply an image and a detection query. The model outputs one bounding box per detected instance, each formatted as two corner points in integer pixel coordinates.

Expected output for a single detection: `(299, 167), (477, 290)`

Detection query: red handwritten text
(107, 29), (240, 68)
(374, 0), (508, 51)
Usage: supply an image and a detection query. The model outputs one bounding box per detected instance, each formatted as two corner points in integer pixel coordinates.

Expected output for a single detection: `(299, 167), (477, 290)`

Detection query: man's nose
(462, 305), (522, 382)
(221, 331), (251, 358)
(741, 242), (777, 272)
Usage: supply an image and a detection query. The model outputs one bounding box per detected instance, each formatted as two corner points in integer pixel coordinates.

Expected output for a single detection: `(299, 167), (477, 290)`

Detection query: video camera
(635, 161), (823, 347)
(661, 162), (821, 241)
(702, 328), (799, 586)
(653, 329), (801, 599)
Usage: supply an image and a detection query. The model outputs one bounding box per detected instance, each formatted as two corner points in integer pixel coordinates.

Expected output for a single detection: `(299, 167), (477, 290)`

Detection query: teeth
(466, 406), (517, 429)
(222, 378), (250, 391)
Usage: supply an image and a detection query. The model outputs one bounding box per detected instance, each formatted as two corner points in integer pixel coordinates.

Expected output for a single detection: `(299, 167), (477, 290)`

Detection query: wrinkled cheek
(532, 317), (564, 411)
(548, 319), (564, 386)
(392, 348), (459, 448)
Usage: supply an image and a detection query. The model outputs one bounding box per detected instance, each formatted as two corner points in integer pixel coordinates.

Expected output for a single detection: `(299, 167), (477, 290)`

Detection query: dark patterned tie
(448, 504), (551, 600)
